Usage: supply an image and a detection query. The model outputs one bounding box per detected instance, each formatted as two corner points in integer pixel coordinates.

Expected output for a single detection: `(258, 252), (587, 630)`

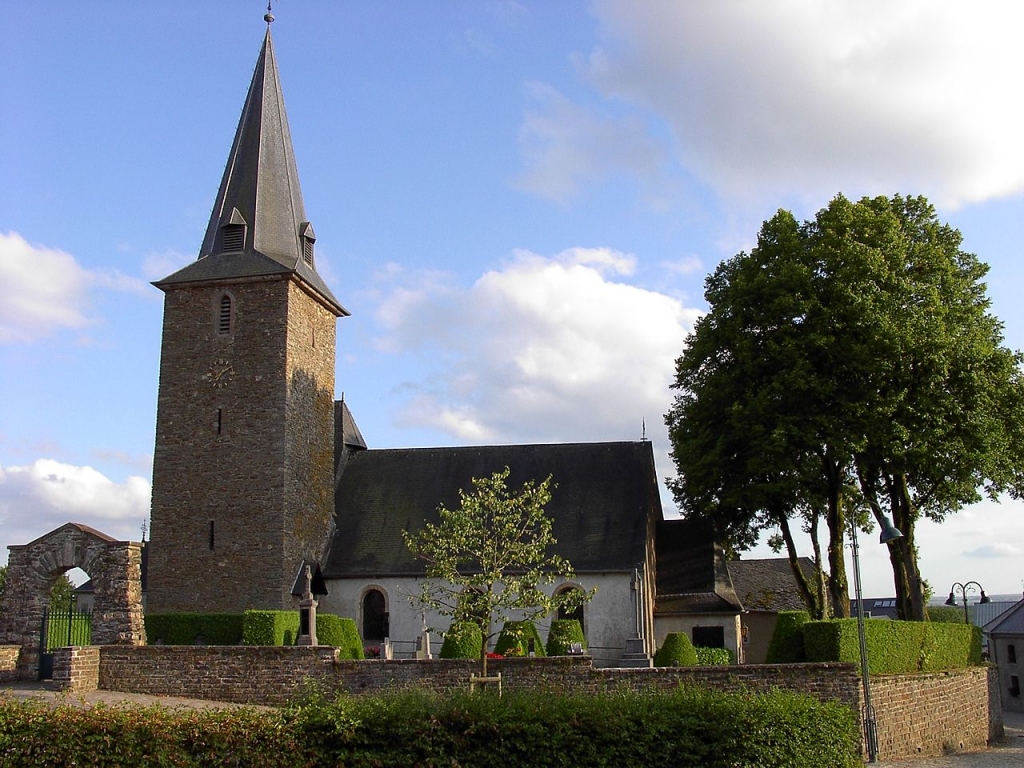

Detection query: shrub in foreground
(0, 687), (860, 768)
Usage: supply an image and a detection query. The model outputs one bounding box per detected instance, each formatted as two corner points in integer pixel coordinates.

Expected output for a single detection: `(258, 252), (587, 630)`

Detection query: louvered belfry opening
(302, 234), (315, 267)
(222, 223), (245, 252)
(218, 294), (232, 335)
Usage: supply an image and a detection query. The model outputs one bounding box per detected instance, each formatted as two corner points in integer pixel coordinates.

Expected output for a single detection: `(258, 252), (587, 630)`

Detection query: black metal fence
(37, 602), (92, 680)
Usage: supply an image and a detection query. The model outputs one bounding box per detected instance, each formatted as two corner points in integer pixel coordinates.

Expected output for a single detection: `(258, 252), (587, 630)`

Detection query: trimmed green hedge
(765, 610), (810, 663)
(145, 613), (245, 645)
(654, 632), (698, 667)
(0, 688), (860, 767)
(439, 621), (482, 659)
(242, 610), (301, 646)
(695, 646), (734, 666)
(317, 615), (364, 659)
(546, 619), (586, 656)
(926, 606), (966, 623)
(803, 618), (982, 673)
(494, 620), (546, 657)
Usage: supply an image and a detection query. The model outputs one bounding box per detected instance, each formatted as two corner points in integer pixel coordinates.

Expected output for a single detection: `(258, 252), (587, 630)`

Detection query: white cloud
(0, 231), (149, 343)
(0, 459), (151, 565)
(964, 543), (1023, 559)
(515, 81), (669, 204)
(373, 247), (700, 444)
(544, 1), (1024, 209)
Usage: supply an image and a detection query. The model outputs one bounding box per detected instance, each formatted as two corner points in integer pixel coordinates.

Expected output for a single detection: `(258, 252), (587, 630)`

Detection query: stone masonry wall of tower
(147, 276), (336, 613)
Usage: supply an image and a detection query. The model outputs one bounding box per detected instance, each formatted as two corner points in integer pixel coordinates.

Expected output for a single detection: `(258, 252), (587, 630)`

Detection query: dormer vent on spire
(300, 222), (315, 268)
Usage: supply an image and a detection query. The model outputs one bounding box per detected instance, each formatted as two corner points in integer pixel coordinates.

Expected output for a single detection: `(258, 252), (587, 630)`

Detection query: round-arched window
(362, 588), (388, 642)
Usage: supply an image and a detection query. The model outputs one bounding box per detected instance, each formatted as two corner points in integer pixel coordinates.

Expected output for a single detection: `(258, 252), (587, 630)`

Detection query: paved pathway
(2, 682), (1023, 765)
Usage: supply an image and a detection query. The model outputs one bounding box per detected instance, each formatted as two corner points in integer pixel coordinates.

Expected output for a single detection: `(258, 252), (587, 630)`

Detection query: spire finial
(265, 1), (274, 25)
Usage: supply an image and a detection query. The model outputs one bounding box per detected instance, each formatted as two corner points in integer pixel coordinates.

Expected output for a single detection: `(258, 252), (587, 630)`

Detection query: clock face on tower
(207, 359), (234, 388)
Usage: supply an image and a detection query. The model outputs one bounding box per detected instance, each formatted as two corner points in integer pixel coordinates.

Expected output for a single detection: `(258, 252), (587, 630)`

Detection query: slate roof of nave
(324, 441), (662, 578)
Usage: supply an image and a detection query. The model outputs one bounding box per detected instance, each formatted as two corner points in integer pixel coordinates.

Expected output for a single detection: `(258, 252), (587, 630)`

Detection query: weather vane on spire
(265, 1), (274, 25)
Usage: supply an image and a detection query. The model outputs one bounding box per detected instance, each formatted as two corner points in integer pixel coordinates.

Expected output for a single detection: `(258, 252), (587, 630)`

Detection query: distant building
(982, 598), (1024, 712)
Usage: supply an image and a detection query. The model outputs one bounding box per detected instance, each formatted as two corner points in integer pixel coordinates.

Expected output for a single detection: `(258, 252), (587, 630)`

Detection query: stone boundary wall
(0, 646), (20, 683)
(52, 646), (99, 694)
(60, 646), (999, 762)
(872, 666), (1002, 760)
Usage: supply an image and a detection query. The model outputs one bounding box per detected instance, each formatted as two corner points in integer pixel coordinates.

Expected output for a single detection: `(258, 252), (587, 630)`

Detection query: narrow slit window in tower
(218, 295), (232, 335)
(209, 520), (215, 550)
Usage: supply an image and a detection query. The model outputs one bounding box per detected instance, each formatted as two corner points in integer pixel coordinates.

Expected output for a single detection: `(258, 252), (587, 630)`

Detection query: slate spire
(155, 25), (347, 317)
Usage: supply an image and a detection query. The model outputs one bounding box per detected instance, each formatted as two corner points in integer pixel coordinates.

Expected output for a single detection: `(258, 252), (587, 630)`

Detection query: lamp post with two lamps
(850, 513), (904, 764)
(945, 581), (989, 625)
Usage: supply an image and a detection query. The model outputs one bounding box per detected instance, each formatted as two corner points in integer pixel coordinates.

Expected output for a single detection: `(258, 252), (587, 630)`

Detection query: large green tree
(666, 194), (1024, 619)
(404, 468), (593, 676)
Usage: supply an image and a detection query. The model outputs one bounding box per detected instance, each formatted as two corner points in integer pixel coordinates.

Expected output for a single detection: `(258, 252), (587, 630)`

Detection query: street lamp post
(851, 514), (903, 764)
(945, 581), (990, 625)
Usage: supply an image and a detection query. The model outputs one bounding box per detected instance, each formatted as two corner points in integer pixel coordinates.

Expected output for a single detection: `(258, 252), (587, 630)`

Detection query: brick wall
(0, 646), (20, 683)
(871, 666), (1001, 760)
(91, 646), (1003, 760)
(52, 646), (99, 694)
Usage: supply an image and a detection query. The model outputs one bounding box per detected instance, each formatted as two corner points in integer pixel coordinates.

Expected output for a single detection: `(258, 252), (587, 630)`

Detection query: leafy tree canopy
(666, 194), (1024, 620)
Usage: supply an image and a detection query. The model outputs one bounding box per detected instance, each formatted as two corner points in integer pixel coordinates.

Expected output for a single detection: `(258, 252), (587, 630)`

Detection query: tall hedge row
(803, 618), (982, 673)
(144, 613), (245, 645)
(765, 610), (810, 663)
(0, 688), (860, 767)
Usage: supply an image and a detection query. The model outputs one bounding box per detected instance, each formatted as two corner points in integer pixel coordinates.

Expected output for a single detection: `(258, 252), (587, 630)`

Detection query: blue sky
(2, 1), (1023, 600)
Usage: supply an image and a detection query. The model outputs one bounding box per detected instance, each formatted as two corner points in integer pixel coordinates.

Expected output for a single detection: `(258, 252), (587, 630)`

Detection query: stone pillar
(52, 646), (100, 693)
(297, 566), (318, 646)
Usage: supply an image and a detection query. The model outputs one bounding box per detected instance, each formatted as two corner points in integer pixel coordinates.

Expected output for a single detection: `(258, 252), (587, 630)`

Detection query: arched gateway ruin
(0, 522), (145, 679)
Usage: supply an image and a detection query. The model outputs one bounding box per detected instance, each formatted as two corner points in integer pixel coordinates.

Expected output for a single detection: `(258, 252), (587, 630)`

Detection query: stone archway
(0, 522), (146, 678)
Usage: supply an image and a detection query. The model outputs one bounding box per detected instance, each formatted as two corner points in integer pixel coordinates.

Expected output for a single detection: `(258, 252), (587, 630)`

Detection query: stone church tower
(147, 21), (347, 613)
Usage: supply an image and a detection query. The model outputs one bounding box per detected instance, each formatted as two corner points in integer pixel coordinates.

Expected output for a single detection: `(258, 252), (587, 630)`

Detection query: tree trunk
(809, 511), (831, 618)
(893, 473), (925, 620)
(823, 449), (850, 618)
(777, 510), (824, 618)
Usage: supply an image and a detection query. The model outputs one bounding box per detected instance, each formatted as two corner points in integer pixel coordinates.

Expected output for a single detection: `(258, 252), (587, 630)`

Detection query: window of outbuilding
(1009, 644), (1018, 664)
(692, 625), (725, 649)
(1011, 675), (1021, 698)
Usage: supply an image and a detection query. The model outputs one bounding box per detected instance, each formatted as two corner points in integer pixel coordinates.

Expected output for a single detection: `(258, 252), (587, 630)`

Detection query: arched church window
(555, 585), (585, 635)
(362, 588), (388, 642)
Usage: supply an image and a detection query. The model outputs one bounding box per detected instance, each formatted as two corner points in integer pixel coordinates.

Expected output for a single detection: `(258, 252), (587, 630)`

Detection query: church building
(146, 16), (746, 666)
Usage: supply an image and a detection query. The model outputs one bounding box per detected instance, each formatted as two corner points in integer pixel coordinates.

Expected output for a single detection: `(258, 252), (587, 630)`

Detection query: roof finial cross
(265, 1), (274, 25)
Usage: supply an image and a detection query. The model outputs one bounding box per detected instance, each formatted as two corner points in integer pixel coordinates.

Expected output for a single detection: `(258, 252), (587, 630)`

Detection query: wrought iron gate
(37, 598), (92, 680)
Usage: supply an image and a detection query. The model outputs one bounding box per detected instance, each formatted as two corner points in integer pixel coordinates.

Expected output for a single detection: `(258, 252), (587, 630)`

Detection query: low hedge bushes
(146, 611), (363, 656)
(695, 646), (734, 666)
(0, 687), (860, 767)
(242, 610), (301, 646)
(144, 613), (245, 645)
(803, 618), (982, 673)
(316, 615), (364, 660)
(654, 632), (698, 667)
(546, 619), (586, 655)
(439, 621), (482, 659)
(494, 620), (546, 657)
